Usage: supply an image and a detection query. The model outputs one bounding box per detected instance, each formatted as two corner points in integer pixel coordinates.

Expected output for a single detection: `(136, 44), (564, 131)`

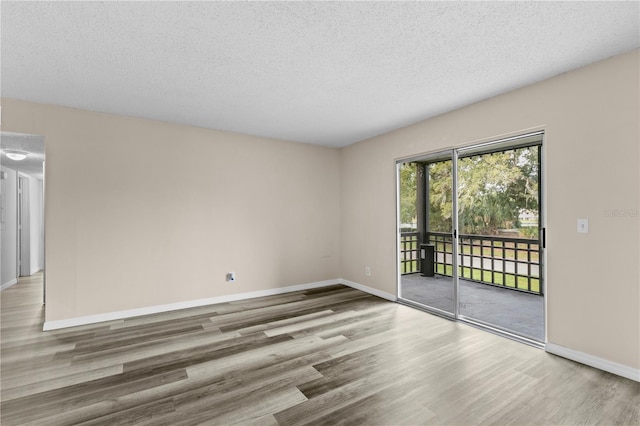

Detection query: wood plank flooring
(1, 273), (639, 425)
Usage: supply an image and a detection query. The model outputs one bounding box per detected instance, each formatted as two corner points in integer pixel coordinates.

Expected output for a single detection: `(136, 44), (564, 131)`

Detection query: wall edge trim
(545, 342), (640, 382)
(1, 278), (19, 291)
(43, 279), (341, 331)
(42, 278), (400, 331)
(338, 278), (397, 302)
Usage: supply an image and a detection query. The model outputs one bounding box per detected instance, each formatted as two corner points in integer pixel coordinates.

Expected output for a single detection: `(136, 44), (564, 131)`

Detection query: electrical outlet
(577, 219), (589, 234)
(226, 272), (236, 282)
(365, 267), (371, 276)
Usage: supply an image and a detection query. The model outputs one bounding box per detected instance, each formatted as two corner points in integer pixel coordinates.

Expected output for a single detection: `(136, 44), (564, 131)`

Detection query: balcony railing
(400, 231), (542, 295)
(400, 231), (420, 274)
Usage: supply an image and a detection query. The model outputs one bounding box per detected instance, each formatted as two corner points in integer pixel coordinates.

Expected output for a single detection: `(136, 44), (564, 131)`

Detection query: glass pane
(400, 154), (455, 315)
(457, 145), (544, 341)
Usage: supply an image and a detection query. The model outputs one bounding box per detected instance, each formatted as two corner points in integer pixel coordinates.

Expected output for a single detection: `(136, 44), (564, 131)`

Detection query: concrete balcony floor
(400, 273), (544, 342)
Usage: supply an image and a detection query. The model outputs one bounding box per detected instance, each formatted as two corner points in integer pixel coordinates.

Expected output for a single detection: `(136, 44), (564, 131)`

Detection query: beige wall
(341, 49), (640, 370)
(1, 50), (638, 372)
(1, 100), (341, 321)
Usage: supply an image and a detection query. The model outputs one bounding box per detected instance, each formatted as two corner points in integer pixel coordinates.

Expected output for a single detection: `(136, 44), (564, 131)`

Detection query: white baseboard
(1, 278), (18, 291)
(43, 278), (638, 383)
(42, 278), (399, 331)
(43, 279), (341, 331)
(546, 342), (640, 382)
(338, 278), (397, 302)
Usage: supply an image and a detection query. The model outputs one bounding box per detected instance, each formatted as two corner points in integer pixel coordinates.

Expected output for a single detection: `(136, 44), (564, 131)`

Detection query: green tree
(456, 146), (538, 235)
(399, 163), (417, 227)
(428, 160), (453, 232)
(400, 146), (539, 237)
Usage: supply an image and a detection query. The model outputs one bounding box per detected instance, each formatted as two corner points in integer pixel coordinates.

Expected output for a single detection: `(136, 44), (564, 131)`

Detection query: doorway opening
(1, 132), (45, 302)
(397, 132), (544, 345)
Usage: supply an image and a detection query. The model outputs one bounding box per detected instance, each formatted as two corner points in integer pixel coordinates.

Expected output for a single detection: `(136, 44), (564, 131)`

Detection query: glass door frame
(396, 131), (545, 346)
(396, 149), (459, 320)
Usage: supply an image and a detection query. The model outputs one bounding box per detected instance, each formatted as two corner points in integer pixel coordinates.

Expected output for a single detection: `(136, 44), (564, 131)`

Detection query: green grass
(401, 235), (541, 293)
(401, 260), (420, 274)
(425, 263), (540, 293)
(401, 239), (539, 262)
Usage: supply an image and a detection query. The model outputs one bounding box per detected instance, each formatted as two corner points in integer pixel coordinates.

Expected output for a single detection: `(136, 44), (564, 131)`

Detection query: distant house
(519, 209), (538, 226)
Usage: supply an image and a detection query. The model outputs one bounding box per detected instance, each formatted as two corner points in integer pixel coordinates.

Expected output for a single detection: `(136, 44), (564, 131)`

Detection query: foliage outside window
(400, 146), (539, 238)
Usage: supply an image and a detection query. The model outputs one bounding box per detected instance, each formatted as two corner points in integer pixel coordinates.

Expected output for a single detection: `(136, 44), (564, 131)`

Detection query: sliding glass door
(398, 132), (544, 344)
(398, 150), (457, 317)
(457, 141), (543, 341)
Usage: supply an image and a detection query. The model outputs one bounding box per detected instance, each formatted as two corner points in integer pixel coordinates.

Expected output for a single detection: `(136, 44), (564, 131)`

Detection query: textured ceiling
(1, 2), (639, 147)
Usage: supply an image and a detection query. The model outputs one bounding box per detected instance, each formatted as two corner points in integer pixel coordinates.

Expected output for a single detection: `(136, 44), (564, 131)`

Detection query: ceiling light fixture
(3, 150), (28, 161)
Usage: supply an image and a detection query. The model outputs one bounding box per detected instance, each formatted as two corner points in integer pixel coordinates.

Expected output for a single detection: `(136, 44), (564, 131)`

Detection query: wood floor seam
(1, 273), (638, 425)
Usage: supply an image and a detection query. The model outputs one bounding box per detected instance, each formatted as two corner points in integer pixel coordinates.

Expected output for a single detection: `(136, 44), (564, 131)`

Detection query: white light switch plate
(577, 218), (589, 234)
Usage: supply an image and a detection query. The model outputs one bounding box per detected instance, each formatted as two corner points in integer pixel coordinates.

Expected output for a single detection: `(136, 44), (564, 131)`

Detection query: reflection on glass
(400, 156), (455, 315)
(457, 146), (543, 341)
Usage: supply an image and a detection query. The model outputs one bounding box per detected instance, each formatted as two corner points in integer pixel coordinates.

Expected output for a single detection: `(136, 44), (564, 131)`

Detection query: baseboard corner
(338, 278), (397, 302)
